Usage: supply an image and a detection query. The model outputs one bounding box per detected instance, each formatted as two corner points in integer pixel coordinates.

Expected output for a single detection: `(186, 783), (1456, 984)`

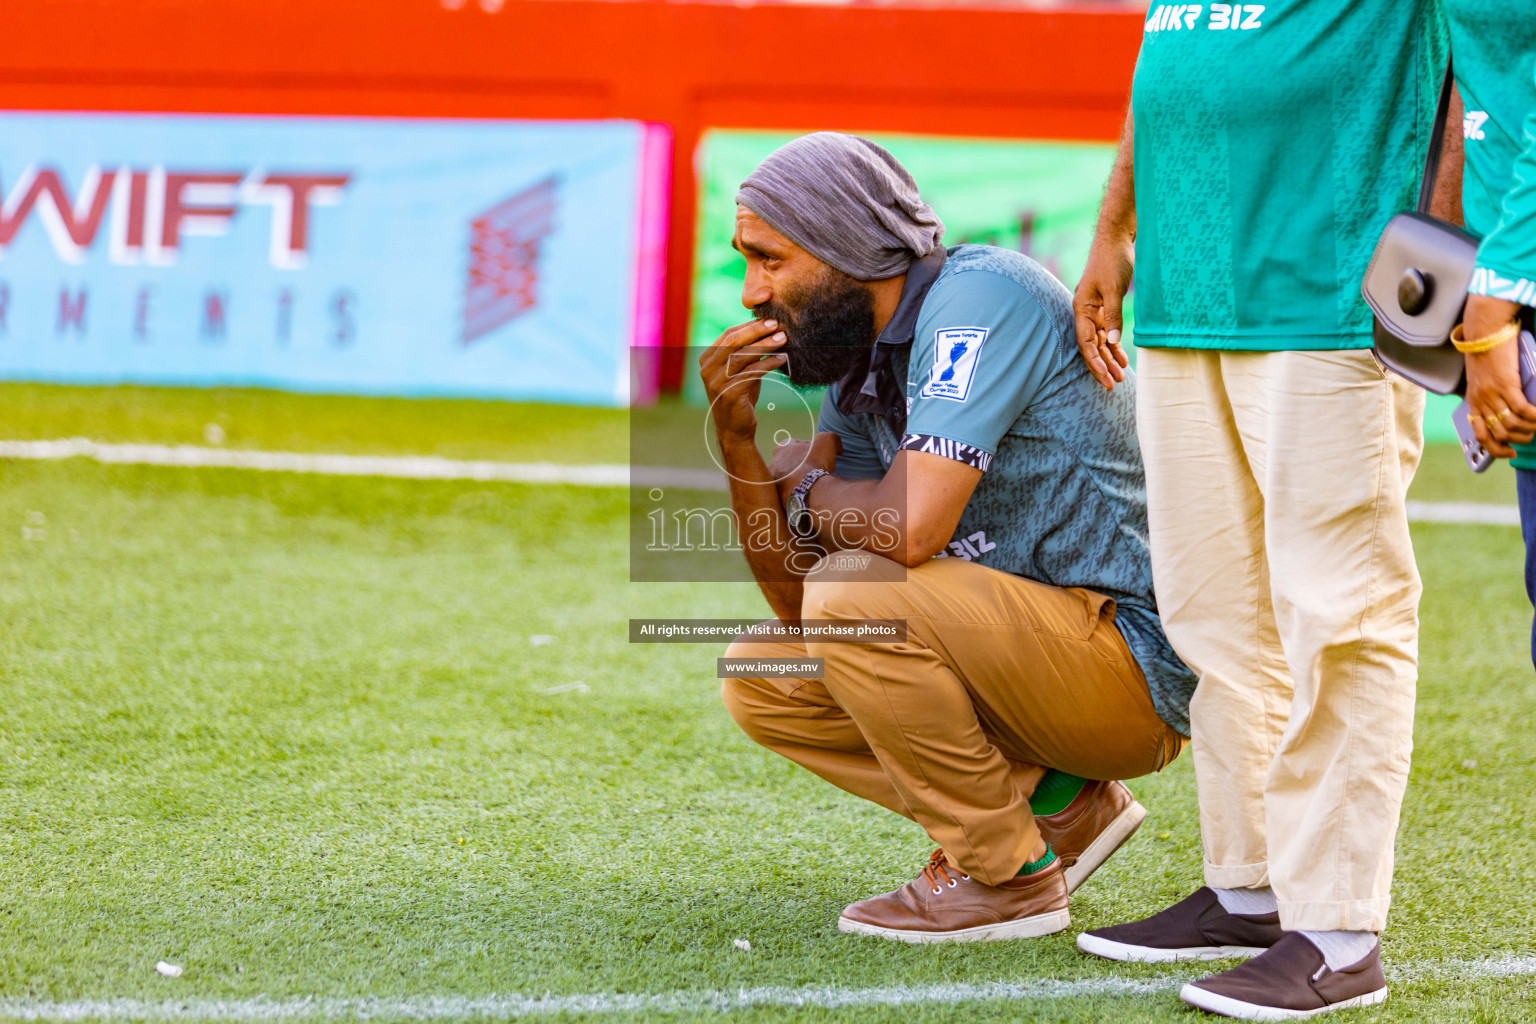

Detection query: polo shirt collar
(833, 246), (948, 433)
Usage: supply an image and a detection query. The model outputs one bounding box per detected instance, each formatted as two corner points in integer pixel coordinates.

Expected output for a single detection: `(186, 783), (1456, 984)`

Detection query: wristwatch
(784, 468), (829, 540)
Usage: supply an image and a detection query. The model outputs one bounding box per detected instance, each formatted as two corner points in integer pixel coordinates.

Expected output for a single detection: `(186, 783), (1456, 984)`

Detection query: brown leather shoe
(1179, 933), (1388, 1019)
(837, 850), (1070, 943)
(1035, 780), (1148, 894)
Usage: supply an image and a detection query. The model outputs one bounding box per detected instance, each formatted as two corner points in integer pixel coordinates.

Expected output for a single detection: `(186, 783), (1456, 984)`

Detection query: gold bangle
(1451, 319), (1521, 354)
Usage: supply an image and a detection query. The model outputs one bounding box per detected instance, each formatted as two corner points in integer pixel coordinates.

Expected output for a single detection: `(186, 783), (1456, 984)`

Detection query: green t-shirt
(1448, 0), (1536, 470)
(1130, 0), (1448, 351)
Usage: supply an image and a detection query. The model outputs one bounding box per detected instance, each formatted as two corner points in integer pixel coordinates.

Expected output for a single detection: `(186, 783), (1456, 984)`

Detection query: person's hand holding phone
(1463, 295), (1536, 458)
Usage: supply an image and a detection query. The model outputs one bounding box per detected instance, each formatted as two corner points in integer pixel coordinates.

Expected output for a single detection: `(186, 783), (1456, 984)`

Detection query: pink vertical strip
(627, 121), (672, 405)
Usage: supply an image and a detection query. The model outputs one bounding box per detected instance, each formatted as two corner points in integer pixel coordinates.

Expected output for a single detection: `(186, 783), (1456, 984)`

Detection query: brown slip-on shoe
(1076, 887), (1283, 963)
(837, 849), (1070, 943)
(1035, 780), (1147, 894)
(1179, 933), (1387, 1020)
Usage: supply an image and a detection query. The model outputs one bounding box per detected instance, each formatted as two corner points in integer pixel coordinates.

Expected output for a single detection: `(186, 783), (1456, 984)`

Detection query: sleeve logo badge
(920, 327), (988, 402)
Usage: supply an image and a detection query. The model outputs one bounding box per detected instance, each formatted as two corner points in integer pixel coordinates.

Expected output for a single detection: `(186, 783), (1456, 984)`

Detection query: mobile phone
(1453, 328), (1536, 473)
(1521, 328), (1536, 401)
(1453, 400), (1493, 472)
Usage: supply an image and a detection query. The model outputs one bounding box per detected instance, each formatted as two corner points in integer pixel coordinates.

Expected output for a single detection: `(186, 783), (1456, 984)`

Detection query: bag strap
(1417, 60), (1456, 214)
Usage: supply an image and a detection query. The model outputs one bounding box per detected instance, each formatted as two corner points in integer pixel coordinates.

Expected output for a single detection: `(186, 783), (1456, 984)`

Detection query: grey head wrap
(735, 132), (945, 282)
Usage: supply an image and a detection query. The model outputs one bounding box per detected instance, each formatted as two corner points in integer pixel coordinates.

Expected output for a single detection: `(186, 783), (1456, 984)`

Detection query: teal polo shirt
(818, 244), (1197, 736)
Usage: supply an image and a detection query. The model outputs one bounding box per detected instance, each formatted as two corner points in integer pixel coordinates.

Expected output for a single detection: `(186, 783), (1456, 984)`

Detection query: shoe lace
(920, 850), (970, 895)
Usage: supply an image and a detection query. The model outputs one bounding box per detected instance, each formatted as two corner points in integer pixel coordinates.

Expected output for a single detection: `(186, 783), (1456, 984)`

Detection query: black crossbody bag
(1362, 64), (1478, 395)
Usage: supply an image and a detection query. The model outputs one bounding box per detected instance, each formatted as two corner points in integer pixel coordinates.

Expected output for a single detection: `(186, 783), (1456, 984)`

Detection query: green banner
(685, 128), (1458, 441)
(687, 130), (1119, 406)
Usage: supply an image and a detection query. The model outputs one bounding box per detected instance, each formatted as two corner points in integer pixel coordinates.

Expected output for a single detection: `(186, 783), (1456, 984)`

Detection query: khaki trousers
(1137, 347), (1424, 932)
(721, 553), (1185, 887)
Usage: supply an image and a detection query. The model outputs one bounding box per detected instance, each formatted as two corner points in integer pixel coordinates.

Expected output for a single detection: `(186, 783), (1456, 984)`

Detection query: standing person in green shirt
(1068, 1), (1456, 1018)
(1449, 1), (1536, 671)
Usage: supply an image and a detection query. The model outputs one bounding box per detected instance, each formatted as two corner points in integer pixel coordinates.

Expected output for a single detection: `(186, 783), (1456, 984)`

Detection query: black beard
(755, 269), (877, 388)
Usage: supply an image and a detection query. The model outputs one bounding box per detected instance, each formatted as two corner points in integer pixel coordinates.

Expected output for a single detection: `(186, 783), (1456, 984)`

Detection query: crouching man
(700, 133), (1197, 943)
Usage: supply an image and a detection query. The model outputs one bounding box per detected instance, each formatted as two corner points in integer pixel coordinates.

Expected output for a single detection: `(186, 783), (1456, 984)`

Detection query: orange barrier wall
(2, 0), (1142, 388)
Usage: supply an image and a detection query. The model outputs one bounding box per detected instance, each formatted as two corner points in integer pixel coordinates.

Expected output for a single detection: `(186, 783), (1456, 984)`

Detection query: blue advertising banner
(0, 113), (668, 406)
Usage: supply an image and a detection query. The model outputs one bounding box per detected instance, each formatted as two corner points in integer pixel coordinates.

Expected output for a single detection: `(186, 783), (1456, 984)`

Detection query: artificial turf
(0, 387), (1531, 1023)
(0, 382), (629, 465)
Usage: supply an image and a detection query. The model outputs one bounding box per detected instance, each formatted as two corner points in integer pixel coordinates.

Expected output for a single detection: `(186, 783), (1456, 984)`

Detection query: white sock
(1301, 930), (1378, 971)
(1212, 886), (1278, 916)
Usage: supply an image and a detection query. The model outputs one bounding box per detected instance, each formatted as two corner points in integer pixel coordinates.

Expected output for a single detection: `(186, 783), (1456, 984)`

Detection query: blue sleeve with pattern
(899, 269), (1060, 470)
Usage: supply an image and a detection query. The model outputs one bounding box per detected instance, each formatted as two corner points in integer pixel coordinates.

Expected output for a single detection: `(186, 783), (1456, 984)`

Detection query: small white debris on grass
(529, 635), (557, 646)
(733, 939), (752, 952)
(1463, 760), (1478, 770)
(203, 423), (227, 445)
(536, 681), (589, 695)
(155, 961), (183, 978)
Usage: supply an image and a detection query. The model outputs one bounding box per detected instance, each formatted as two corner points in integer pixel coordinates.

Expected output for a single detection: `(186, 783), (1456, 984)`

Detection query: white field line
(0, 439), (1523, 525)
(0, 958), (1529, 1021)
(0, 438), (632, 486)
(0, 439), (727, 492)
(1406, 499), (1522, 527)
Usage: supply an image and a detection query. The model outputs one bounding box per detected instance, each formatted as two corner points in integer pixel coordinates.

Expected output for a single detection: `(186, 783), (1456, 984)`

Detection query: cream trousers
(1137, 347), (1424, 932)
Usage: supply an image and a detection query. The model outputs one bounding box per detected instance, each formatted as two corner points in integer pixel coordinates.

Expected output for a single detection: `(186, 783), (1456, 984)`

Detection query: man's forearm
(718, 434), (815, 622)
(1094, 109), (1136, 243)
(804, 451), (978, 568)
(805, 475), (901, 559)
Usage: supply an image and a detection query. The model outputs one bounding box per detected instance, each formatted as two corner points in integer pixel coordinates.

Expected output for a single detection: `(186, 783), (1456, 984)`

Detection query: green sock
(1030, 770), (1088, 816)
(1017, 846), (1058, 876)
